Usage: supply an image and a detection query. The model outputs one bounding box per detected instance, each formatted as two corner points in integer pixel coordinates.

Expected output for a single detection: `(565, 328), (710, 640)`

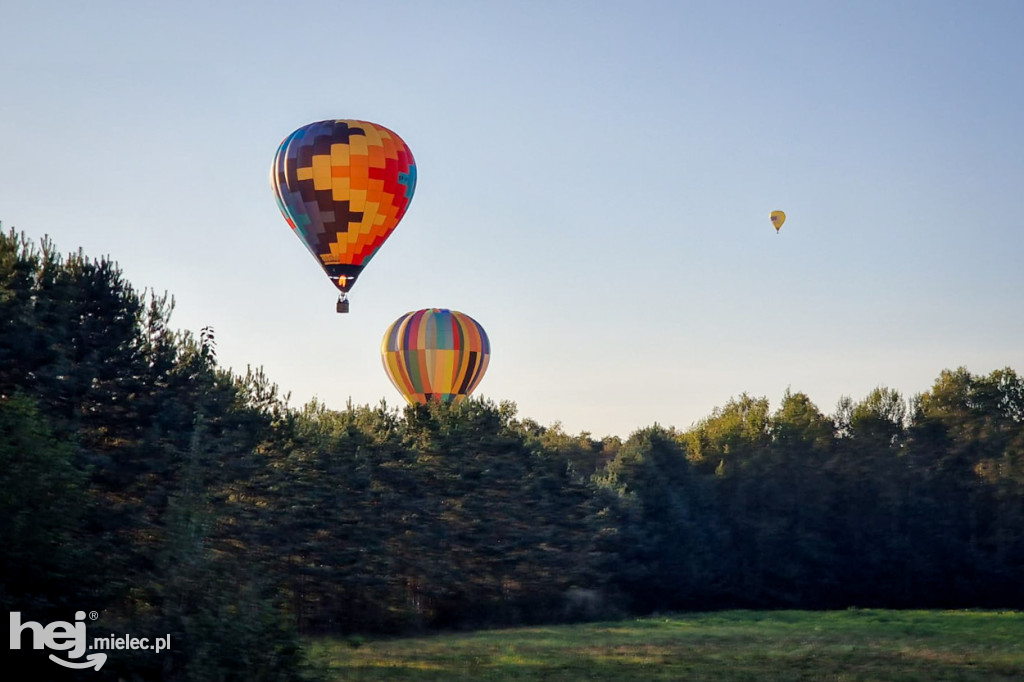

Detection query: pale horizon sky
(2, 1), (1022, 438)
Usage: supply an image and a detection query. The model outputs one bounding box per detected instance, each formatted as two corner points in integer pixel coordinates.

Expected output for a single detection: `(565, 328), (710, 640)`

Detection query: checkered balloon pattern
(381, 309), (490, 404)
(271, 120), (416, 291)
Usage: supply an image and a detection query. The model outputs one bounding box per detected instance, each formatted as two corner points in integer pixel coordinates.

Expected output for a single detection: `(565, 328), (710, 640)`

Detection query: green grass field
(306, 609), (1024, 681)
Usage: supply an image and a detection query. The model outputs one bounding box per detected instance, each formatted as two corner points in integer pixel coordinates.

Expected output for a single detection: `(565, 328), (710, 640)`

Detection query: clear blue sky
(2, 1), (1022, 438)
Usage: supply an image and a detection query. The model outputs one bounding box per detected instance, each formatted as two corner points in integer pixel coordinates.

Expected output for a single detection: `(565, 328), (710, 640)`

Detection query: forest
(2, 227), (1022, 680)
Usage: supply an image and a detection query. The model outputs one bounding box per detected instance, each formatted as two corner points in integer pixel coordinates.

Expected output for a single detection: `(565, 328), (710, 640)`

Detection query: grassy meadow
(307, 609), (1024, 681)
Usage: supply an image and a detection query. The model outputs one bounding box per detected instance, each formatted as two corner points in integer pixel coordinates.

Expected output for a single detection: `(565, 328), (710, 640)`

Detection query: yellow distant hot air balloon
(770, 210), (786, 234)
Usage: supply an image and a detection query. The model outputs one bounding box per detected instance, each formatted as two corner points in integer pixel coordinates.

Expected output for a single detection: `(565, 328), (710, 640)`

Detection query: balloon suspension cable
(336, 292), (350, 314)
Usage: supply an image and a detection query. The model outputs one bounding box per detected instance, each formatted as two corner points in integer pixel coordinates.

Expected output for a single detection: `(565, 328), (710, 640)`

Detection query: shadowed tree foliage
(905, 368), (1024, 606)
(235, 398), (612, 634)
(0, 227), (314, 681)
(0, 394), (89, 616)
(827, 388), (916, 606)
(595, 425), (724, 612)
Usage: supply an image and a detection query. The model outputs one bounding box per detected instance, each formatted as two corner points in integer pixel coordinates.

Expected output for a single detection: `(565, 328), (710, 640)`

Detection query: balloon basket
(336, 296), (350, 314)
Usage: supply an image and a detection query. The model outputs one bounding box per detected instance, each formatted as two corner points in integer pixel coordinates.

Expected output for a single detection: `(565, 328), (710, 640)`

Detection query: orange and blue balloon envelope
(770, 210), (786, 233)
(382, 309), (490, 405)
(271, 119), (416, 297)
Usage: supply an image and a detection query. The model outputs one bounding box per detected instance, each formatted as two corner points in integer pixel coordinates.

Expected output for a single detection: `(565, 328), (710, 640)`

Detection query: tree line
(2, 227), (1022, 680)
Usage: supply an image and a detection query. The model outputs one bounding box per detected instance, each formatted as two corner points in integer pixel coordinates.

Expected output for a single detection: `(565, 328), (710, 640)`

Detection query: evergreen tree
(598, 426), (723, 611)
(0, 394), (89, 615)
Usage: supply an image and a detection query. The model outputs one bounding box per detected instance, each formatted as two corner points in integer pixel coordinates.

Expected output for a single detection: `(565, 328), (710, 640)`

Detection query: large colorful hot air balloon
(382, 309), (490, 404)
(271, 119), (417, 312)
(770, 210), (786, 234)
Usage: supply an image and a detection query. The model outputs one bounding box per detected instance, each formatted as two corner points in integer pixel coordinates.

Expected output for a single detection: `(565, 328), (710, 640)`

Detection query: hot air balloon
(382, 309), (490, 404)
(770, 210), (786, 234)
(271, 119), (417, 312)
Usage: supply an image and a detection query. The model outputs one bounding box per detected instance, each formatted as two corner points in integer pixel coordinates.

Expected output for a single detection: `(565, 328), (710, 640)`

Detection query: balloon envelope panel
(382, 309), (490, 404)
(271, 119), (416, 290)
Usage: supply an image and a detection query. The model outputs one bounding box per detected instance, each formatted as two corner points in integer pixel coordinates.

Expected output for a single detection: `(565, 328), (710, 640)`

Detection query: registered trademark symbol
(89, 611), (99, 620)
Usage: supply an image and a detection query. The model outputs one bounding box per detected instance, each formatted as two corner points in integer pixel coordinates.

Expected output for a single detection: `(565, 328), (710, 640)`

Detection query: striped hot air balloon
(381, 309), (490, 404)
